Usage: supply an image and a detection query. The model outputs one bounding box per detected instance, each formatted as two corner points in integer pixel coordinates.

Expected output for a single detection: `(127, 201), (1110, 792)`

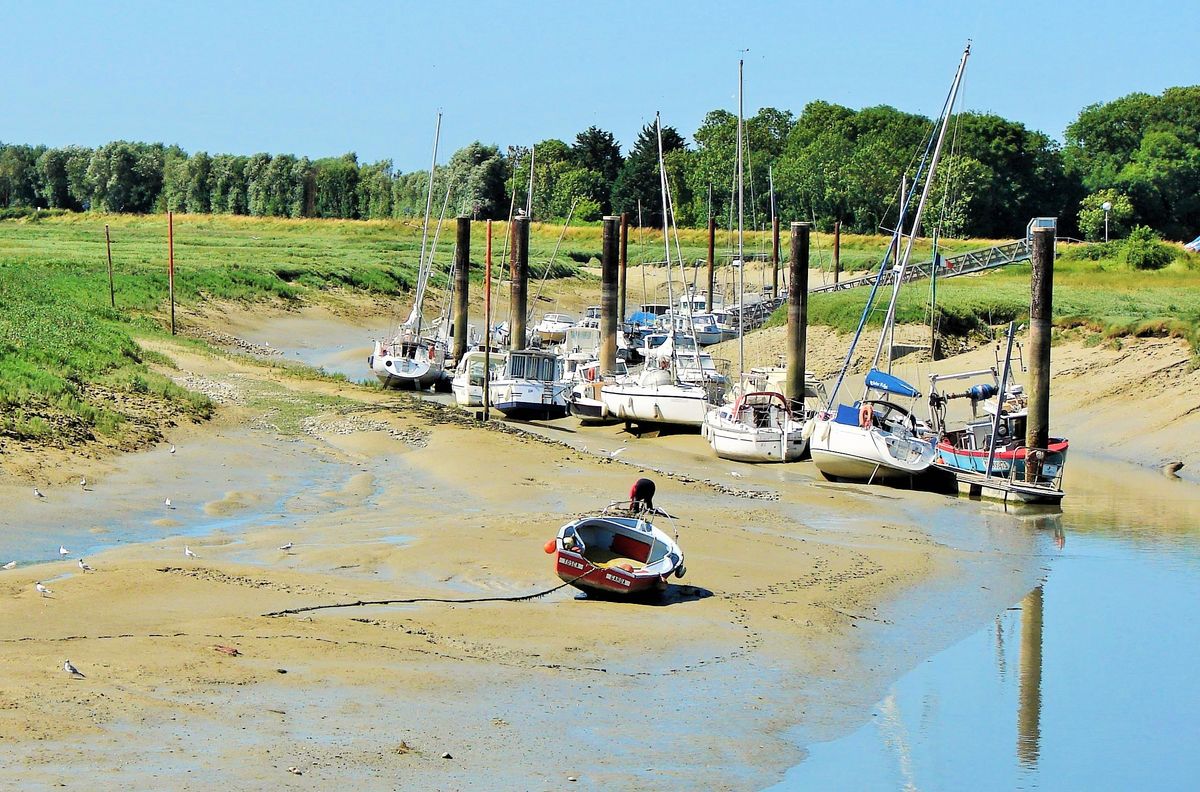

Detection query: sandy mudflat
(1, 294), (1190, 789)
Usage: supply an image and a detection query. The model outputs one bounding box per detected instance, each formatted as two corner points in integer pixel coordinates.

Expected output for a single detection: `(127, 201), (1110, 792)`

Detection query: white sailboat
(703, 58), (809, 462)
(600, 113), (721, 430)
(809, 44), (971, 482)
(369, 113), (450, 390)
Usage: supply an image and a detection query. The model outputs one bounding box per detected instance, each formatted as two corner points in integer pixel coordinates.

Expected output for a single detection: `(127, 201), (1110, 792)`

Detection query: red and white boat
(545, 482), (685, 597)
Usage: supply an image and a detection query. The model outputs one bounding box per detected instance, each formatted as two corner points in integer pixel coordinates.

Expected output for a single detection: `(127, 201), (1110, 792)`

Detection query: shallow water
(770, 456), (1200, 791)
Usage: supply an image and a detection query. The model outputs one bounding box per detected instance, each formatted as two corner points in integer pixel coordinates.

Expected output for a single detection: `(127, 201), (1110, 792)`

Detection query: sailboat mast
(410, 112), (442, 331)
(654, 113), (675, 363)
(737, 58), (745, 378)
(870, 42), (970, 372)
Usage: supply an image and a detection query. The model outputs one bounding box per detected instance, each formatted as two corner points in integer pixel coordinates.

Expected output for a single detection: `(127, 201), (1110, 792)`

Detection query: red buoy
(543, 539), (556, 554)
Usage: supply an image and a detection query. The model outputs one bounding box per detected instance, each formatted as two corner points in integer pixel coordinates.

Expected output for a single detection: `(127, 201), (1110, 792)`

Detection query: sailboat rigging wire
(408, 113), (442, 330)
(527, 200), (579, 323)
(822, 45), (968, 410)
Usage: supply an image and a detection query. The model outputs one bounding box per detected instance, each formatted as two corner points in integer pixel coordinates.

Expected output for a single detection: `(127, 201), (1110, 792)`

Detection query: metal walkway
(810, 238), (1032, 294)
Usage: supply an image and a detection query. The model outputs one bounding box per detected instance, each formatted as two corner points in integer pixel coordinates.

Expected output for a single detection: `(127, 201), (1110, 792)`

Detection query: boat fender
(428, 346), (436, 360)
(801, 418), (816, 441)
(859, 402), (873, 429)
(543, 539), (556, 554)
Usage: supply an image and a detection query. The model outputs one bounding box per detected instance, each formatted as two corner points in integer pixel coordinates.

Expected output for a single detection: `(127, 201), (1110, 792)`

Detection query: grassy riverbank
(766, 241), (1200, 352)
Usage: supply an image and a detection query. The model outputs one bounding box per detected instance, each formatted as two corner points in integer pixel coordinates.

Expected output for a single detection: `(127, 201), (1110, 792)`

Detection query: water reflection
(772, 456), (1200, 791)
(1016, 586), (1043, 770)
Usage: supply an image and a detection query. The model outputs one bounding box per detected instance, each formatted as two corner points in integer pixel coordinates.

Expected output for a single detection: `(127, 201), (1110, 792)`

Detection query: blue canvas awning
(1185, 236), (1200, 253)
(864, 368), (920, 398)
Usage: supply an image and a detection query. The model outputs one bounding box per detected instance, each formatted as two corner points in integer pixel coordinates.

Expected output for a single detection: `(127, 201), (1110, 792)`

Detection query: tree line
(1, 85), (1195, 240)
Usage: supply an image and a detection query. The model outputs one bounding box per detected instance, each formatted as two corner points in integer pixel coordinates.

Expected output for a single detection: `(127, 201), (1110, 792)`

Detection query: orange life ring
(858, 402), (873, 429)
(584, 367), (596, 382)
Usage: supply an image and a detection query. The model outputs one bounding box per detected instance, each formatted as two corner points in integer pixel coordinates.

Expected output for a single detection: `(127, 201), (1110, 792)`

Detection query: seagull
(169, 445), (176, 454)
(279, 542), (294, 552)
(78, 558), (94, 572)
(59, 545), (71, 557)
(63, 659), (85, 679)
(36, 581), (52, 597)
(33, 487), (45, 499)
(164, 498), (174, 509)
(608, 447), (629, 458)
(730, 471), (744, 479)
(184, 545), (197, 558)
(80, 477), (87, 489)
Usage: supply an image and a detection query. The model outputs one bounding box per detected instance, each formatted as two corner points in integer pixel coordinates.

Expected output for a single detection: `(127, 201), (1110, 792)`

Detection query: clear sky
(4, 0), (1195, 171)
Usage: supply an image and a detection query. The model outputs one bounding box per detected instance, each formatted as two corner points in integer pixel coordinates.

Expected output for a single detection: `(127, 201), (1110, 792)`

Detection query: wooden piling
(833, 220), (841, 286)
(483, 220), (493, 421)
(618, 212), (629, 325)
(1026, 227), (1054, 480)
(168, 211), (175, 335)
(104, 224), (115, 309)
(786, 222), (810, 405)
(452, 216), (471, 363)
(509, 216), (529, 351)
(706, 216), (716, 312)
(771, 216), (781, 299)
(1016, 585), (1044, 768)
(600, 215), (620, 375)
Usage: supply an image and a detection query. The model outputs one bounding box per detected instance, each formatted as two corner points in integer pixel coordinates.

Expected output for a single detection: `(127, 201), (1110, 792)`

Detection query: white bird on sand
(608, 446), (629, 458)
(33, 487), (45, 499)
(63, 659), (85, 679)
(169, 445), (176, 454)
(184, 545), (197, 558)
(164, 498), (174, 509)
(59, 545), (70, 557)
(35, 581), (52, 597)
(78, 558), (94, 572)
(730, 471), (744, 479)
(3, 561), (16, 570)
(279, 542), (294, 552)
(80, 477), (87, 489)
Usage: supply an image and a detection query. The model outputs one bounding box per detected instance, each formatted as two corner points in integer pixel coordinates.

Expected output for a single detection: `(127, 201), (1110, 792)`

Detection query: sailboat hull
(370, 340), (445, 390)
(809, 418), (936, 480)
(600, 382), (710, 428)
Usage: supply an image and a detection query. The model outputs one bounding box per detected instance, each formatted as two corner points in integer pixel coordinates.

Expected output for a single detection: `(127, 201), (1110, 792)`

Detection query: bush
(1123, 226), (1174, 270)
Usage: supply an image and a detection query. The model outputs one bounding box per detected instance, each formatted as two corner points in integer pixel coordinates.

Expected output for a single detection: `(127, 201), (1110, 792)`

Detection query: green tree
(445, 142), (508, 219)
(570, 126), (623, 212)
(356, 159), (394, 219)
(209, 154), (248, 214)
(35, 147), (81, 209)
(186, 152), (212, 214)
(160, 147), (189, 212)
(244, 153), (272, 216)
(610, 122), (686, 227)
(0, 144), (44, 207)
(1078, 189), (1134, 241)
(313, 153), (360, 218)
(86, 142), (165, 213)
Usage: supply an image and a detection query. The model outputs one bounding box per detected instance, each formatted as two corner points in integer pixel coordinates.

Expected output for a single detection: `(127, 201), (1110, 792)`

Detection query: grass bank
(765, 240), (1200, 353)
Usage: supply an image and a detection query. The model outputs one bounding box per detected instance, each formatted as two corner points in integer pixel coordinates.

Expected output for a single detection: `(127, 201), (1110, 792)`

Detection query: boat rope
(526, 199), (579, 325)
(262, 572), (591, 618)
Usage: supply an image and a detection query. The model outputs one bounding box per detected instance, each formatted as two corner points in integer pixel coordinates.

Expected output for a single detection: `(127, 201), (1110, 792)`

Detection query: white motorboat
(489, 349), (570, 419)
(533, 313), (576, 344)
(450, 347), (506, 407)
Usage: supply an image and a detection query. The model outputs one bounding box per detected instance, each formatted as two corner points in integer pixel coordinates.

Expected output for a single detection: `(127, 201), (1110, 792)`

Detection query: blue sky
(4, 1), (1195, 171)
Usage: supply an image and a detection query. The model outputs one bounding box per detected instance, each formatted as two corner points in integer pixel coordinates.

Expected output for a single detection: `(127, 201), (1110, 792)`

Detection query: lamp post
(1101, 201), (1112, 243)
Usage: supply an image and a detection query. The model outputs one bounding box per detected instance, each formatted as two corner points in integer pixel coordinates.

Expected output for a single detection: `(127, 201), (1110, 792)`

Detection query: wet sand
(1, 292), (1166, 789)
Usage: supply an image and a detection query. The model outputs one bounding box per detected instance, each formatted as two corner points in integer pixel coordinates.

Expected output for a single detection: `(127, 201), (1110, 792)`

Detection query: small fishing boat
(927, 324), (1068, 503)
(450, 347), (506, 407)
(545, 479), (685, 598)
(489, 348), (570, 419)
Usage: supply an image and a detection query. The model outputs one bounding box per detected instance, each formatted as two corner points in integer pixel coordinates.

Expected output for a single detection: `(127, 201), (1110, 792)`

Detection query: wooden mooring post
(104, 224), (115, 309)
(509, 216), (529, 351)
(452, 216), (471, 363)
(600, 216), (620, 374)
(168, 211), (175, 335)
(786, 222), (810, 406)
(1026, 226), (1054, 481)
